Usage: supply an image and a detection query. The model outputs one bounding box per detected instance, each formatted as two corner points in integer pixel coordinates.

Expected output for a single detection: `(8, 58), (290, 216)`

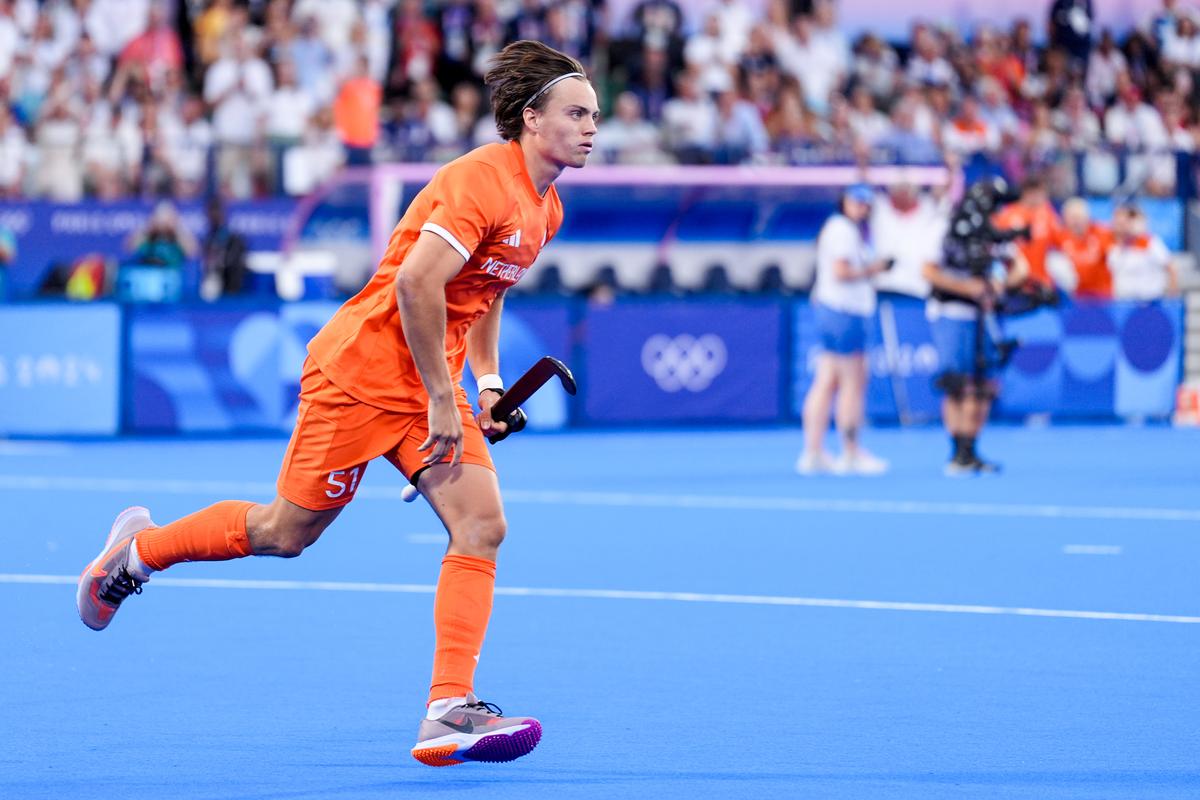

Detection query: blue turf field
(1, 425), (1198, 799)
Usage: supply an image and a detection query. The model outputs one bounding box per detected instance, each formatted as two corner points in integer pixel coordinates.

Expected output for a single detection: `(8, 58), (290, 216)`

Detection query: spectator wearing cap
(797, 183), (891, 477)
(1053, 197), (1114, 299)
(1108, 204), (1177, 300)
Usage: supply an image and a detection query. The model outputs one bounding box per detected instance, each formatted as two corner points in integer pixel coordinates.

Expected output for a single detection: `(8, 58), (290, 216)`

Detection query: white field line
(1, 474), (1199, 523)
(1062, 545), (1124, 555)
(5, 573), (1197, 625)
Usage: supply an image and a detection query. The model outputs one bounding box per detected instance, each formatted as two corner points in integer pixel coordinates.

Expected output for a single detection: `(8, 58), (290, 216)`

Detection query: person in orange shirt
(991, 174), (1061, 286)
(333, 54), (382, 165)
(76, 41), (599, 768)
(1055, 197), (1114, 300)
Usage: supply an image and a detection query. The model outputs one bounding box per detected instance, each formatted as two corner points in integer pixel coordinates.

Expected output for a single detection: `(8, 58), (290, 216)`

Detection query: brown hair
(484, 40), (587, 141)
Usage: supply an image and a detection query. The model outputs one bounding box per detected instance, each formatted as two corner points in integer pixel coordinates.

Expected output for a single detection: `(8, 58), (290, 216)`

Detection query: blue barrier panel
(0, 303), (121, 434)
(130, 300), (574, 434)
(794, 297), (1183, 422)
(791, 296), (943, 424)
(997, 299), (1183, 418)
(582, 299), (783, 423)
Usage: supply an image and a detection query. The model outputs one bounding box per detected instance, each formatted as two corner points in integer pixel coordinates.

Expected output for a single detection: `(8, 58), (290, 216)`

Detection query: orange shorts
(276, 358), (494, 511)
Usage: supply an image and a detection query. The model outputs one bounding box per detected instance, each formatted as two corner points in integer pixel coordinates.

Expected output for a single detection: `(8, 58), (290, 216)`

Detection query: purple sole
(462, 720), (542, 763)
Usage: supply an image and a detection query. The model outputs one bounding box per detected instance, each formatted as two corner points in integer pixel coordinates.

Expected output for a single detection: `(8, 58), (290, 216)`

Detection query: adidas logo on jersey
(502, 229), (522, 248)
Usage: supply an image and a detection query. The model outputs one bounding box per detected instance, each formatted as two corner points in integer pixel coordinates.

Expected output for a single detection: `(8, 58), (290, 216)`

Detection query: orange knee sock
(135, 500), (256, 572)
(429, 554), (496, 704)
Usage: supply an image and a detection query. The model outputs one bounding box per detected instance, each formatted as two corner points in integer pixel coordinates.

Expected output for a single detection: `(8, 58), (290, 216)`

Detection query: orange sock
(429, 554), (496, 704)
(135, 500), (256, 572)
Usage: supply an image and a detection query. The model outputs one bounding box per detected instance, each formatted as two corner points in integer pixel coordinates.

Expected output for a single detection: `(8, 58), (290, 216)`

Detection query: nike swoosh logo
(439, 718), (475, 734)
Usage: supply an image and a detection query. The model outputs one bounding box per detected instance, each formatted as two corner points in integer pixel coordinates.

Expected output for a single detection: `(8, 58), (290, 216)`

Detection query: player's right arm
(395, 231), (469, 467)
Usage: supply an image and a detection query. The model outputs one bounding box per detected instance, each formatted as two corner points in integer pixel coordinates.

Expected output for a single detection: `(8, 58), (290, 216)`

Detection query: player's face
(533, 79), (600, 169)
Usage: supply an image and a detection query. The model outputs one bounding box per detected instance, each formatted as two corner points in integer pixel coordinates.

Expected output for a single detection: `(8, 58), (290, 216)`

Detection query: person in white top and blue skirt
(797, 185), (892, 475)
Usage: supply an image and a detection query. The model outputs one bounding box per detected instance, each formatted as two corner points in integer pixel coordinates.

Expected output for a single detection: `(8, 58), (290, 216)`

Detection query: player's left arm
(465, 292), (508, 438)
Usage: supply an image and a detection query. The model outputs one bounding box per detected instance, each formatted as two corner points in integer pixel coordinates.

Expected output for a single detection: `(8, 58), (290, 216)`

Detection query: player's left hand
(476, 388), (509, 439)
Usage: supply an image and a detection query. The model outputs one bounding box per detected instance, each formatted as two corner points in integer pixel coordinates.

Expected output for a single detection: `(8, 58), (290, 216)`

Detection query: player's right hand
(419, 395), (463, 467)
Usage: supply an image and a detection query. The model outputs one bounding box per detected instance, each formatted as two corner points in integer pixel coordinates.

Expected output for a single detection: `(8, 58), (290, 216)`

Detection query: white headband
(524, 72), (586, 109)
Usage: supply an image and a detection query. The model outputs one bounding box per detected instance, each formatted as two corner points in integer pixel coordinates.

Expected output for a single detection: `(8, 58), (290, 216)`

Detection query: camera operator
(922, 177), (1029, 475)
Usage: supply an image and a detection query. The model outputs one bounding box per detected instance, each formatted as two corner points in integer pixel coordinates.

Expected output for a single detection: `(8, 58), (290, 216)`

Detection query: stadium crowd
(1, 0), (1199, 203)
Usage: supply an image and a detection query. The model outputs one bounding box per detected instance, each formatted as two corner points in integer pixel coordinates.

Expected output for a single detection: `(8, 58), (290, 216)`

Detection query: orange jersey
(992, 201), (1061, 285)
(308, 140), (564, 412)
(1056, 224), (1113, 299)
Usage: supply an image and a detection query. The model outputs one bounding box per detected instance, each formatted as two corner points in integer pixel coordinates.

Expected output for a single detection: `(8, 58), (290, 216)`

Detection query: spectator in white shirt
(1108, 204), (1177, 300)
(1054, 86), (1103, 149)
(852, 33), (900, 103)
(595, 90), (671, 165)
(775, 15), (843, 115)
(1104, 79), (1168, 150)
(943, 96), (999, 156)
(291, 0), (359, 54)
(34, 92), (84, 200)
(1162, 12), (1200, 68)
(685, 13), (739, 96)
(906, 25), (956, 90)
(661, 69), (717, 163)
(264, 58), (314, 147)
(283, 107), (344, 196)
(0, 2), (20, 81)
(83, 101), (141, 198)
(205, 31), (273, 196)
(847, 85), (890, 146)
(162, 95), (212, 198)
(1086, 29), (1127, 108)
(871, 179), (946, 298)
(0, 104), (29, 196)
(84, 0), (148, 58)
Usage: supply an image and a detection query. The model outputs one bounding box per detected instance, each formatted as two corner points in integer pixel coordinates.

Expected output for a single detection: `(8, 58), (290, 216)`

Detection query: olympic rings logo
(641, 334), (728, 392)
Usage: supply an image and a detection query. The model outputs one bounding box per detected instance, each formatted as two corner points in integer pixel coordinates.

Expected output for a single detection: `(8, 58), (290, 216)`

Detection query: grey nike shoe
(77, 506), (155, 631)
(410, 693), (542, 767)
